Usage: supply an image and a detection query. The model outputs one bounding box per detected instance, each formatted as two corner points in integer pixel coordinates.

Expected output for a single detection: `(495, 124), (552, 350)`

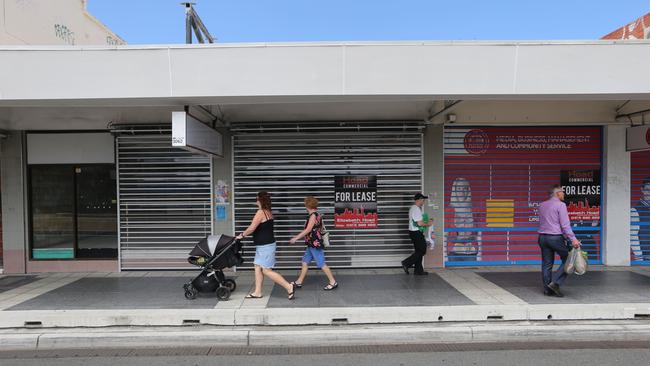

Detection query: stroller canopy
(189, 234), (235, 257)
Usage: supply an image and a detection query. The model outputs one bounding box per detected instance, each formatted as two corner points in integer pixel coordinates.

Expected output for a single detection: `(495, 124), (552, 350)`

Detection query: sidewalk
(1, 266), (650, 329)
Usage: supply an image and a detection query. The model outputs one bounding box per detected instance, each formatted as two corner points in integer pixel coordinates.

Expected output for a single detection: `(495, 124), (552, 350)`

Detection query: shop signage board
(560, 169), (601, 222)
(627, 124), (650, 152)
(171, 111), (223, 157)
(444, 127), (603, 265)
(334, 175), (378, 229)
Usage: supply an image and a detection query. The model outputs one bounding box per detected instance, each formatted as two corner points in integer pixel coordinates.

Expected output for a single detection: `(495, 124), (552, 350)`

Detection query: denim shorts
(254, 242), (277, 269)
(302, 247), (326, 268)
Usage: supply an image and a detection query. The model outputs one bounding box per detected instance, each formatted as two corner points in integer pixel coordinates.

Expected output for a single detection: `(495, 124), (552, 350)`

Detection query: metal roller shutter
(115, 125), (212, 270)
(444, 126), (603, 266)
(631, 150), (650, 265)
(232, 122), (424, 269)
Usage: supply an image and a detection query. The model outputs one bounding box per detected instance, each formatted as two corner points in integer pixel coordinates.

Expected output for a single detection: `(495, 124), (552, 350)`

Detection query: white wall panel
(27, 132), (114, 164)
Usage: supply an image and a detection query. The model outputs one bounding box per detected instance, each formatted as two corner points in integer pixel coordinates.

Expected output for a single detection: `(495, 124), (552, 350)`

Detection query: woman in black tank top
(252, 211), (275, 245)
(236, 191), (295, 300)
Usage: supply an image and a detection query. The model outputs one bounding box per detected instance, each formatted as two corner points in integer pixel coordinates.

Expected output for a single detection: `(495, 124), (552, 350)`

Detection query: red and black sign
(561, 170), (601, 222)
(334, 175), (378, 229)
(444, 127), (603, 263)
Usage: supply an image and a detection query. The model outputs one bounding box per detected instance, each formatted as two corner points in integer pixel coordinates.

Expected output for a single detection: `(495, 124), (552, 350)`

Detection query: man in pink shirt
(538, 184), (581, 297)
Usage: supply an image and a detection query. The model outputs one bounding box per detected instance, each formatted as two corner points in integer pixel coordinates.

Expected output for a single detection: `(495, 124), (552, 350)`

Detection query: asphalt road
(2, 345), (650, 366)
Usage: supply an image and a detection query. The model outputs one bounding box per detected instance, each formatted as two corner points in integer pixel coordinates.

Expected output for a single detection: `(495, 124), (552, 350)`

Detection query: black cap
(414, 193), (428, 200)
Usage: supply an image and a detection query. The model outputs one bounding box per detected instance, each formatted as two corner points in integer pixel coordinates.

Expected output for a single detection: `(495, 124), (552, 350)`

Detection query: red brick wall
(602, 13), (650, 40)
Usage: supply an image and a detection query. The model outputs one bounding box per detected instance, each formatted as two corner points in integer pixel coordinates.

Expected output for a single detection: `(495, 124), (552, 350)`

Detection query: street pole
(181, 2), (215, 44)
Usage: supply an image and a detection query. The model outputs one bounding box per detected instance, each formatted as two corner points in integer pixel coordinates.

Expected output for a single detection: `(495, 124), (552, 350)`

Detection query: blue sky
(87, 1), (649, 44)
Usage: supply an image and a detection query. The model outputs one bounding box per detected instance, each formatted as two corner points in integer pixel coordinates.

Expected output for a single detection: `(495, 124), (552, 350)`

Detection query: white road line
(214, 287), (249, 309)
(437, 270), (527, 305)
(235, 280), (275, 309)
(213, 275), (251, 309)
(437, 270), (504, 305)
(0, 274), (87, 310)
(456, 270), (528, 305)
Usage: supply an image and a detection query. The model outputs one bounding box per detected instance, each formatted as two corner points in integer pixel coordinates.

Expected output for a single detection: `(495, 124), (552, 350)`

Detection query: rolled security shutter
(115, 125), (212, 270)
(232, 122), (424, 269)
(444, 126), (603, 266)
(631, 151), (650, 265)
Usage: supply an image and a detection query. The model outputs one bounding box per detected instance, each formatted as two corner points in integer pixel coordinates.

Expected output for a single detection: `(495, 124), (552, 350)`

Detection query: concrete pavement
(0, 266), (650, 330)
(2, 320), (650, 351)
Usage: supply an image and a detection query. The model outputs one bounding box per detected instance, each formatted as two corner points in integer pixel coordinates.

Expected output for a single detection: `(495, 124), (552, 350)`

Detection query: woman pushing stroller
(235, 191), (295, 300)
(289, 196), (338, 291)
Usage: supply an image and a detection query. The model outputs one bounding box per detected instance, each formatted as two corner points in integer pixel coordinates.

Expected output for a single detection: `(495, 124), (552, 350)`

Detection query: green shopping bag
(413, 213), (429, 233)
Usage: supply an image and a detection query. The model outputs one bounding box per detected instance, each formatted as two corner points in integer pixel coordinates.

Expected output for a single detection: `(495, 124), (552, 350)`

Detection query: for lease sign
(334, 175), (378, 229)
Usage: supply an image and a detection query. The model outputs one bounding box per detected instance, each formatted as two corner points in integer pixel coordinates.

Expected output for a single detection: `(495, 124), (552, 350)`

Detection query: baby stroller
(183, 234), (243, 300)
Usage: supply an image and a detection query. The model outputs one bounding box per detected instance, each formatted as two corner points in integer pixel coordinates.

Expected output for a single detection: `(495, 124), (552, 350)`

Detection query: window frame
(27, 163), (117, 260)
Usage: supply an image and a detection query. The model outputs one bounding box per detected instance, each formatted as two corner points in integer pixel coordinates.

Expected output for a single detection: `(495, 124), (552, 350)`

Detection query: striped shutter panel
(444, 126), (603, 266)
(631, 150), (650, 265)
(232, 122), (424, 269)
(115, 125), (212, 270)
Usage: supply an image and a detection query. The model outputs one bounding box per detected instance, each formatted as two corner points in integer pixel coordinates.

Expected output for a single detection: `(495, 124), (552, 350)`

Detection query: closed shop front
(631, 150), (650, 265)
(444, 127), (603, 266)
(114, 125), (212, 270)
(232, 122), (424, 269)
(26, 133), (118, 262)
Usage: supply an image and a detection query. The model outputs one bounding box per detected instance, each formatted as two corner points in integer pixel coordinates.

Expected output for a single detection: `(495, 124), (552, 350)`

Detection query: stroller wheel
(216, 286), (231, 301)
(224, 279), (237, 292)
(184, 286), (198, 300)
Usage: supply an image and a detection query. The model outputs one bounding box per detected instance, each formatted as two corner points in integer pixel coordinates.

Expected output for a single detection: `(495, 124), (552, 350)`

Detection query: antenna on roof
(181, 2), (216, 44)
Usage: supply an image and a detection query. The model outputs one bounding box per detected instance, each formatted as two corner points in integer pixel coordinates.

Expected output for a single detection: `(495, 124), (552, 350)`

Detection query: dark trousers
(403, 230), (427, 274)
(538, 234), (570, 288)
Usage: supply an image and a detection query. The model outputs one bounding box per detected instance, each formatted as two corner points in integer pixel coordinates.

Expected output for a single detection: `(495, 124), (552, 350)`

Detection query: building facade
(0, 0), (123, 271)
(0, 41), (648, 273)
(0, 0), (124, 45)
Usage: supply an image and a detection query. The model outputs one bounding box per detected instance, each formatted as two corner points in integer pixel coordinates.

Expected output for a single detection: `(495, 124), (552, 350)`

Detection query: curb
(2, 303), (650, 329)
(2, 320), (650, 351)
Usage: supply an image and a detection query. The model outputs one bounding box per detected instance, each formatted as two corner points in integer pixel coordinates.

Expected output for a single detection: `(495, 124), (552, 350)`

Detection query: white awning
(1, 40), (650, 106)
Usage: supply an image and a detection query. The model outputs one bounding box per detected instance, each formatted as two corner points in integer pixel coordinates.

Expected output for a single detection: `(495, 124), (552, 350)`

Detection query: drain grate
(23, 321), (42, 328)
(486, 315), (504, 320)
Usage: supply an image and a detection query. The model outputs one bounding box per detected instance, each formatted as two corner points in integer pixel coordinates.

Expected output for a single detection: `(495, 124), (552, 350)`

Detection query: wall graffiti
(54, 24), (75, 45)
(106, 36), (123, 46)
